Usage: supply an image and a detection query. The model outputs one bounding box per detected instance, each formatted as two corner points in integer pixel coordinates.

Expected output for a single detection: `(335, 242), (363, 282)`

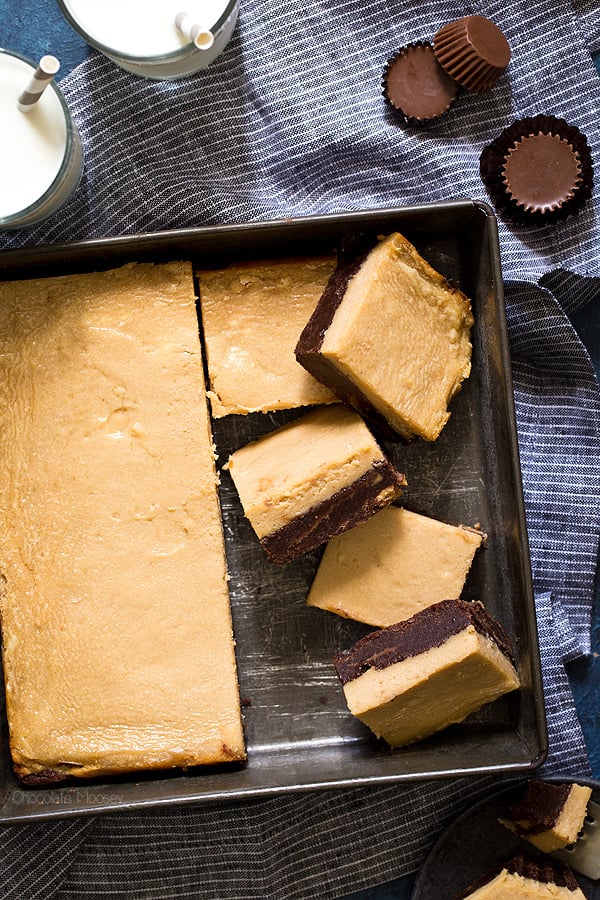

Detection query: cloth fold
(504, 280), (600, 654)
(0, 0), (599, 897)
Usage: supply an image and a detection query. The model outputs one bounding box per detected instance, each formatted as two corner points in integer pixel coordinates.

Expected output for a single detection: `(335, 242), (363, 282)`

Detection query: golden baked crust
(0, 261), (245, 781)
(198, 256), (337, 416)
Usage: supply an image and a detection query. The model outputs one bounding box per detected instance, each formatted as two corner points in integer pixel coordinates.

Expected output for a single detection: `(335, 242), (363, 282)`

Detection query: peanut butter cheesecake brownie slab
(500, 781), (593, 853)
(295, 231), (474, 441)
(0, 260), (245, 782)
(225, 404), (407, 565)
(308, 506), (485, 626)
(455, 851), (587, 899)
(333, 597), (519, 748)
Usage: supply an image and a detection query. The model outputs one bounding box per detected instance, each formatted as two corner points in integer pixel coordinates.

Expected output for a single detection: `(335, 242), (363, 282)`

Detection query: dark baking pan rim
(0, 200), (547, 823)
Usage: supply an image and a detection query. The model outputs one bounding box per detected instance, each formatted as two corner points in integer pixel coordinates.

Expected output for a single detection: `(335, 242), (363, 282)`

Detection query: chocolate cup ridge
(434, 16), (510, 93)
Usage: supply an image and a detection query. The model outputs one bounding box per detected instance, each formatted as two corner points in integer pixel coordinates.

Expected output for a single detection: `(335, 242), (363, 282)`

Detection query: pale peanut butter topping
(308, 507), (484, 625)
(320, 232), (474, 440)
(0, 261), (245, 779)
(198, 256), (337, 417)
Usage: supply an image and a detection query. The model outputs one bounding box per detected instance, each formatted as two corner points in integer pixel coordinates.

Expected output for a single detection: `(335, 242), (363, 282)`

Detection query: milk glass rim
(0, 47), (78, 228)
(57, 0), (238, 66)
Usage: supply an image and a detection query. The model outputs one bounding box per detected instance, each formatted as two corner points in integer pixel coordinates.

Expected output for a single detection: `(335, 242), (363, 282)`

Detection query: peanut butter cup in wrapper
(479, 115), (593, 226)
(382, 41), (459, 124)
(433, 16), (510, 92)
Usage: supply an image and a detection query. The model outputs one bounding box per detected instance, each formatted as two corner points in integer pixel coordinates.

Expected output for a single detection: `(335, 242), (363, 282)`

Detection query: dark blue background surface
(1, 4), (598, 897)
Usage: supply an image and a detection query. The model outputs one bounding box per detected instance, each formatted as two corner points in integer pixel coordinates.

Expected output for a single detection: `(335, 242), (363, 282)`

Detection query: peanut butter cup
(480, 115), (593, 226)
(382, 41), (459, 124)
(433, 16), (510, 92)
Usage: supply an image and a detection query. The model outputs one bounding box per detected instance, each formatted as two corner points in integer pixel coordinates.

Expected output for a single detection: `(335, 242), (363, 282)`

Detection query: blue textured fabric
(0, 1), (599, 897)
(505, 281), (600, 654)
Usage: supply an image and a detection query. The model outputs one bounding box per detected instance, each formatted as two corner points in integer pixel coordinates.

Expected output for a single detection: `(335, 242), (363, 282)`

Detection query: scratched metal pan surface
(0, 202), (547, 823)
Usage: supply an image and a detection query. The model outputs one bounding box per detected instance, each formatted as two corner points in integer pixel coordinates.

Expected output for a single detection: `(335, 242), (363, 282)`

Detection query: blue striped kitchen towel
(0, 0), (599, 898)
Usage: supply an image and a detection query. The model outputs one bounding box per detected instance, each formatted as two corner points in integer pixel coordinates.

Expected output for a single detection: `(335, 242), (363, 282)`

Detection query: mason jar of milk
(57, 0), (240, 79)
(0, 50), (83, 230)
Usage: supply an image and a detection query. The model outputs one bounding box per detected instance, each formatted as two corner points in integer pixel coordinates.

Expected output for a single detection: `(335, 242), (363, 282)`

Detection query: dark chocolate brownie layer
(509, 781), (572, 834)
(295, 255), (364, 355)
(333, 598), (515, 685)
(505, 851), (581, 888)
(18, 769), (68, 785)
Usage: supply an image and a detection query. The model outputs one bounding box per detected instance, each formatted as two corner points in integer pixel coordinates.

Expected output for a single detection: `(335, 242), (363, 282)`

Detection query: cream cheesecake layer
(0, 261), (245, 780)
(198, 256), (337, 417)
(503, 782), (593, 853)
(226, 404), (404, 540)
(296, 232), (474, 441)
(342, 626), (519, 747)
(308, 506), (484, 626)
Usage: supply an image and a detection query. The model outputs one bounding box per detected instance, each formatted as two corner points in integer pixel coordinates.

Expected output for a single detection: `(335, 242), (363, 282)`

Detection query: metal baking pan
(0, 201), (547, 823)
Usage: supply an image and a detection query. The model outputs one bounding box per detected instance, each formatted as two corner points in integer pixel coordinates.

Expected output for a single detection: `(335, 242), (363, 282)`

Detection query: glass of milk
(0, 50), (83, 230)
(58, 0), (240, 79)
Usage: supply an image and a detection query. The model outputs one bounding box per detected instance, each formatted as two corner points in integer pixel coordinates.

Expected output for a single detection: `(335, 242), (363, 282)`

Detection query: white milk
(59, 0), (239, 78)
(0, 51), (82, 228)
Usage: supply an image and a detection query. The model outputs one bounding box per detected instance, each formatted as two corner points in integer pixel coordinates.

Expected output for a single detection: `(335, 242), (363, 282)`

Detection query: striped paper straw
(18, 55), (60, 113)
(174, 12), (215, 50)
